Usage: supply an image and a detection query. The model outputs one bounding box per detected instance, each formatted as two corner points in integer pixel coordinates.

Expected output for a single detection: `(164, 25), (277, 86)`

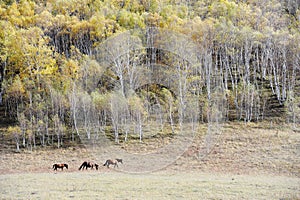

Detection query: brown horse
(103, 159), (123, 168)
(53, 163), (68, 171)
(78, 161), (99, 170)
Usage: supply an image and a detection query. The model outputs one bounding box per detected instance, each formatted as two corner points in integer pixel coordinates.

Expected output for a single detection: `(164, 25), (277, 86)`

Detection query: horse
(78, 161), (99, 170)
(103, 159), (123, 168)
(53, 163), (68, 171)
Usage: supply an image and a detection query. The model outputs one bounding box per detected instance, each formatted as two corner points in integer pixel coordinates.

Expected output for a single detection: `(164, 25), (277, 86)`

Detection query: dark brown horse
(78, 161), (99, 170)
(53, 163), (68, 171)
(103, 159), (123, 168)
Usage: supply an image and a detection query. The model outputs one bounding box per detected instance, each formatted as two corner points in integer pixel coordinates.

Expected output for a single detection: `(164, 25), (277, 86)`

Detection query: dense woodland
(0, 0), (299, 151)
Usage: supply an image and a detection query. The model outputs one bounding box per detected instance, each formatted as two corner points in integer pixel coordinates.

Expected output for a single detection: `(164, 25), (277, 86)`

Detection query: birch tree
(7, 126), (22, 152)
(129, 95), (146, 142)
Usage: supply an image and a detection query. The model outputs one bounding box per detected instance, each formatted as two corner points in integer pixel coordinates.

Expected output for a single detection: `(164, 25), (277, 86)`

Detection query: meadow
(1, 171), (299, 199)
(0, 122), (299, 199)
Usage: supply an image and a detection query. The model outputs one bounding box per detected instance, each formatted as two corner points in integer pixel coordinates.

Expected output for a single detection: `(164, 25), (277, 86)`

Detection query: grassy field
(0, 122), (299, 199)
(0, 171), (299, 199)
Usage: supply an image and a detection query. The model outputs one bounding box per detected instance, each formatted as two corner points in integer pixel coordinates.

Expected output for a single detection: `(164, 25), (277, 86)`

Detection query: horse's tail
(103, 160), (108, 166)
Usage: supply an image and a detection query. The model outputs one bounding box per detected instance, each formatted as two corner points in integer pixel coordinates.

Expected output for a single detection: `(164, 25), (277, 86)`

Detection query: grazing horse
(53, 163), (68, 171)
(103, 159), (123, 168)
(78, 161), (99, 170)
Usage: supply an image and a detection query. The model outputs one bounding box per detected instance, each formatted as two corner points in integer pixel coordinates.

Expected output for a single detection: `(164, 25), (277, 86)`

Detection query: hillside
(0, 0), (299, 150)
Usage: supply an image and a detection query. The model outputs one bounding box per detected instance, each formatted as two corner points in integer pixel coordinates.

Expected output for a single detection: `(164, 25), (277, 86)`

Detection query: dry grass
(0, 122), (299, 199)
(170, 122), (300, 177)
(0, 171), (299, 199)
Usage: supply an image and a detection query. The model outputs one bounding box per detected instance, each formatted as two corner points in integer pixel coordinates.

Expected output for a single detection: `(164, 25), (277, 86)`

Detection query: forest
(0, 0), (299, 151)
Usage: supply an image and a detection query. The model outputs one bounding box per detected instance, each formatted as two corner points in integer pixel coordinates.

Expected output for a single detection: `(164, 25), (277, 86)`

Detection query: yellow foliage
(63, 59), (80, 80)
(128, 94), (147, 118)
(35, 10), (53, 29)
(7, 126), (22, 136)
(6, 75), (26, 99)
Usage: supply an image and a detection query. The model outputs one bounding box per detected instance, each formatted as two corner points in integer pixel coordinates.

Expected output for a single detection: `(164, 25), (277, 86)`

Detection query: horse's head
(64, 164), (68, 169)
(116, 159), (123, 164)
